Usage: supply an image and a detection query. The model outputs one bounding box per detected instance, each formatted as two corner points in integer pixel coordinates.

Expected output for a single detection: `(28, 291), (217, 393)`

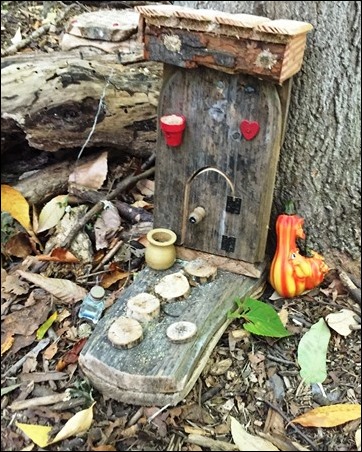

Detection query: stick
(61, 166), (155, 249)
(92, 239), (124, 272)
(261, 400), (319, 451)
(9, 390), (71, 411)
(338, 268), (361, 304)
(3, 339), (50, 377)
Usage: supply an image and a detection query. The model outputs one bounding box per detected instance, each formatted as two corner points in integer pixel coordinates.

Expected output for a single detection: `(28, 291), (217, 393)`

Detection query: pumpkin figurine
(269, 202), (329, 298)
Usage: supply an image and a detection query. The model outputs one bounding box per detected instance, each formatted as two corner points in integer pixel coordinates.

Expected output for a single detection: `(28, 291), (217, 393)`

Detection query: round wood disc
(126, 292), (160, 323)
(108, 316), (143, 349)
(184, 258), (217, 285)
(154, 271), (190, 302)
(166, 321), (197, 343)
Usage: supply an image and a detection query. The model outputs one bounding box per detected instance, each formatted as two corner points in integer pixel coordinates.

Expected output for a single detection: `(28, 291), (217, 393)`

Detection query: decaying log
(1, 51), (162, 156)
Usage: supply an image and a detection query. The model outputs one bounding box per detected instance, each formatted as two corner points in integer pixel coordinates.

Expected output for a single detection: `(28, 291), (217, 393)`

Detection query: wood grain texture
(79, 261), (264, 406)
(153, 65), (282, 263)
(1, 52), (162, 156)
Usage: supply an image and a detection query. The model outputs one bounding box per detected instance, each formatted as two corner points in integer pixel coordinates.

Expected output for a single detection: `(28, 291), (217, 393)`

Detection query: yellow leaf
(292, 404), (361, 428)
(49, 402), (95, 444)
(1, 185), (31, 231)
(1, 332), (14, 355)
(36, 311), (58, 340)
(16, 422), (52, 448)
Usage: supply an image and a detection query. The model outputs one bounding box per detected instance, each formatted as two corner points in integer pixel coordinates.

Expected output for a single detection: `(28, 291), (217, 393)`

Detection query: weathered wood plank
(136, 5), (312, 82)
(153, 65), (282, 263)
(79, 261), (265, 406)
(1, 52), (162, 156)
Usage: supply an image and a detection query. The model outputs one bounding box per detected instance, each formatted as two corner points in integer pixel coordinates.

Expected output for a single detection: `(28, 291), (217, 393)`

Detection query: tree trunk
(1, 52), (162, 158)
(175, 1), (361, 275)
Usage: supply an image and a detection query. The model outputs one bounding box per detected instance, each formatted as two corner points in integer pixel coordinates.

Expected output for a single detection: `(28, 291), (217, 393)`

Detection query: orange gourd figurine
(269, 202), (329, 298)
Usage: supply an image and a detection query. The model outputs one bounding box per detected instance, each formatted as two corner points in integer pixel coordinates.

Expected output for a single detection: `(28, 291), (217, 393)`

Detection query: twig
(266, 354), (297, 366)
(261, 400), (319, 451)
(338, 267), (361, 304)
(61, 166), (155, 249)
(1, 3), (78, 57)
(3, 339), (50, 377)
(92, 239), (124, 272)
(9, 390), (71, 411)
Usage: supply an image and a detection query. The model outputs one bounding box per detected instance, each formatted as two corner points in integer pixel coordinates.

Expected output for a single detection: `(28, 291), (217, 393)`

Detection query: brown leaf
(36, 247), (80, 263)
(2, 273), (30, 296)
(4, 232), (34, 258)
(2, 298), (50, 337)
(101, 270), (130, 289)
(292, 404), (361, 428)
(55, 338), (87, 371)
(91, 446), (117, 451)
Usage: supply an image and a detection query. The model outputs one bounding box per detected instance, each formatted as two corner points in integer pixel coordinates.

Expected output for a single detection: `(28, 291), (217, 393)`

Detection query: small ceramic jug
(145, 228), (177, 270)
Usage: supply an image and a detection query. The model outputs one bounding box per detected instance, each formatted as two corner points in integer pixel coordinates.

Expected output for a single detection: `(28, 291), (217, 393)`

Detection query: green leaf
(36, 195), (68, 233)
(228, 297), (292, 338)
(297, 318), (331, 384)
(36, 311), (58, 340)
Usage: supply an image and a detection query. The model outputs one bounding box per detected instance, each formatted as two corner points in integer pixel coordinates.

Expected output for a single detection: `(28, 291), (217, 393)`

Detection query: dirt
(1, 2), (361, 451)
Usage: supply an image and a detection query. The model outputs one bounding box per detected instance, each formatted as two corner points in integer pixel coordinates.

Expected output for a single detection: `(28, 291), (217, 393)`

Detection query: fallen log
(1, 51), (162, 157)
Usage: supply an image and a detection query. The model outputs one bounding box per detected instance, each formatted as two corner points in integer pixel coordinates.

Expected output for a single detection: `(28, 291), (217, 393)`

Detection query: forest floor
(1, 2), (361, 451)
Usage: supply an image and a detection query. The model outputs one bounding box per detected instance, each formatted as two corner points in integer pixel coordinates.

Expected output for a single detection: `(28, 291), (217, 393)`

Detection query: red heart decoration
(240, 120), (260, 141)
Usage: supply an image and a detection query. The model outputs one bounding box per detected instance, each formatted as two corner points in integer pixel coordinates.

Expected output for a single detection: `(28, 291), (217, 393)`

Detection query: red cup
(160, 114), (186, 147)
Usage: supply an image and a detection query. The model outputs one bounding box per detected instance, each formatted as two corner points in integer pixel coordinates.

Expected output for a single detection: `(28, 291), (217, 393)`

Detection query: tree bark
(1, 51), (162, 158)
(175, 1), (361, 274)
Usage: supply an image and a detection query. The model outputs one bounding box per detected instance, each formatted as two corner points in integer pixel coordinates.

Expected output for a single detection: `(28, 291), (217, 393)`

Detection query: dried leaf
(36, 195), (68, 233)
(43, 342), (58, 360)
(36, 247), (80, 263)
(16, 422), (52, 448)
(2, 273), (30, 296)
(1, 184), (31, 231)
(297, 318), (331, 384)
(55, 338), (87, 371)
(11, 26), (22, 44)
(36, 311), (58, 340)
(1, 332), (14, 355)
(68, 152), (108, 189)
(4, 232), (34, 258)
(136, 179), (154, 197)
(292, 404), (361, 428)
(101, 270), (130, 289)
(356, 428), (361, 451)
(49, 402), (96, 444)
(2, 298), (50, 337)
(94, 202), (121, 250)
(230, 416), (279, 451)
(17, 270), (87, 303)
(325, 309), (359, 337)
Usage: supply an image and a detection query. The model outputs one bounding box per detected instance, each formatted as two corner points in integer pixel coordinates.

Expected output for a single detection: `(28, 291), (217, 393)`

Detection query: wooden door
(154, 65), (282, 263)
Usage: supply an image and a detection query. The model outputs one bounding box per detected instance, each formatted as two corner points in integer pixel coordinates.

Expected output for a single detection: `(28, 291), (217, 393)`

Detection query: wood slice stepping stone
(154, 271), (190, 301)
(166, 321), (197, 343)
(108, 316), (143, 349)
(79, 262), (266, 406)
(126, 293), (160, 323)
(184, 258), (217, 286)
(66, 10), (140, 42)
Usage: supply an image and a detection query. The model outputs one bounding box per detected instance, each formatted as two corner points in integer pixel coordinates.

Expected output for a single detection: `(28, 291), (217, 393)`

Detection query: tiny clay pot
(145, 228), (177, 270)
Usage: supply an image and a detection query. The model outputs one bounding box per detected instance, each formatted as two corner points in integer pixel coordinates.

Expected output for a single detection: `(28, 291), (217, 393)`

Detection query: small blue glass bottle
(78, 285), (105, 324)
